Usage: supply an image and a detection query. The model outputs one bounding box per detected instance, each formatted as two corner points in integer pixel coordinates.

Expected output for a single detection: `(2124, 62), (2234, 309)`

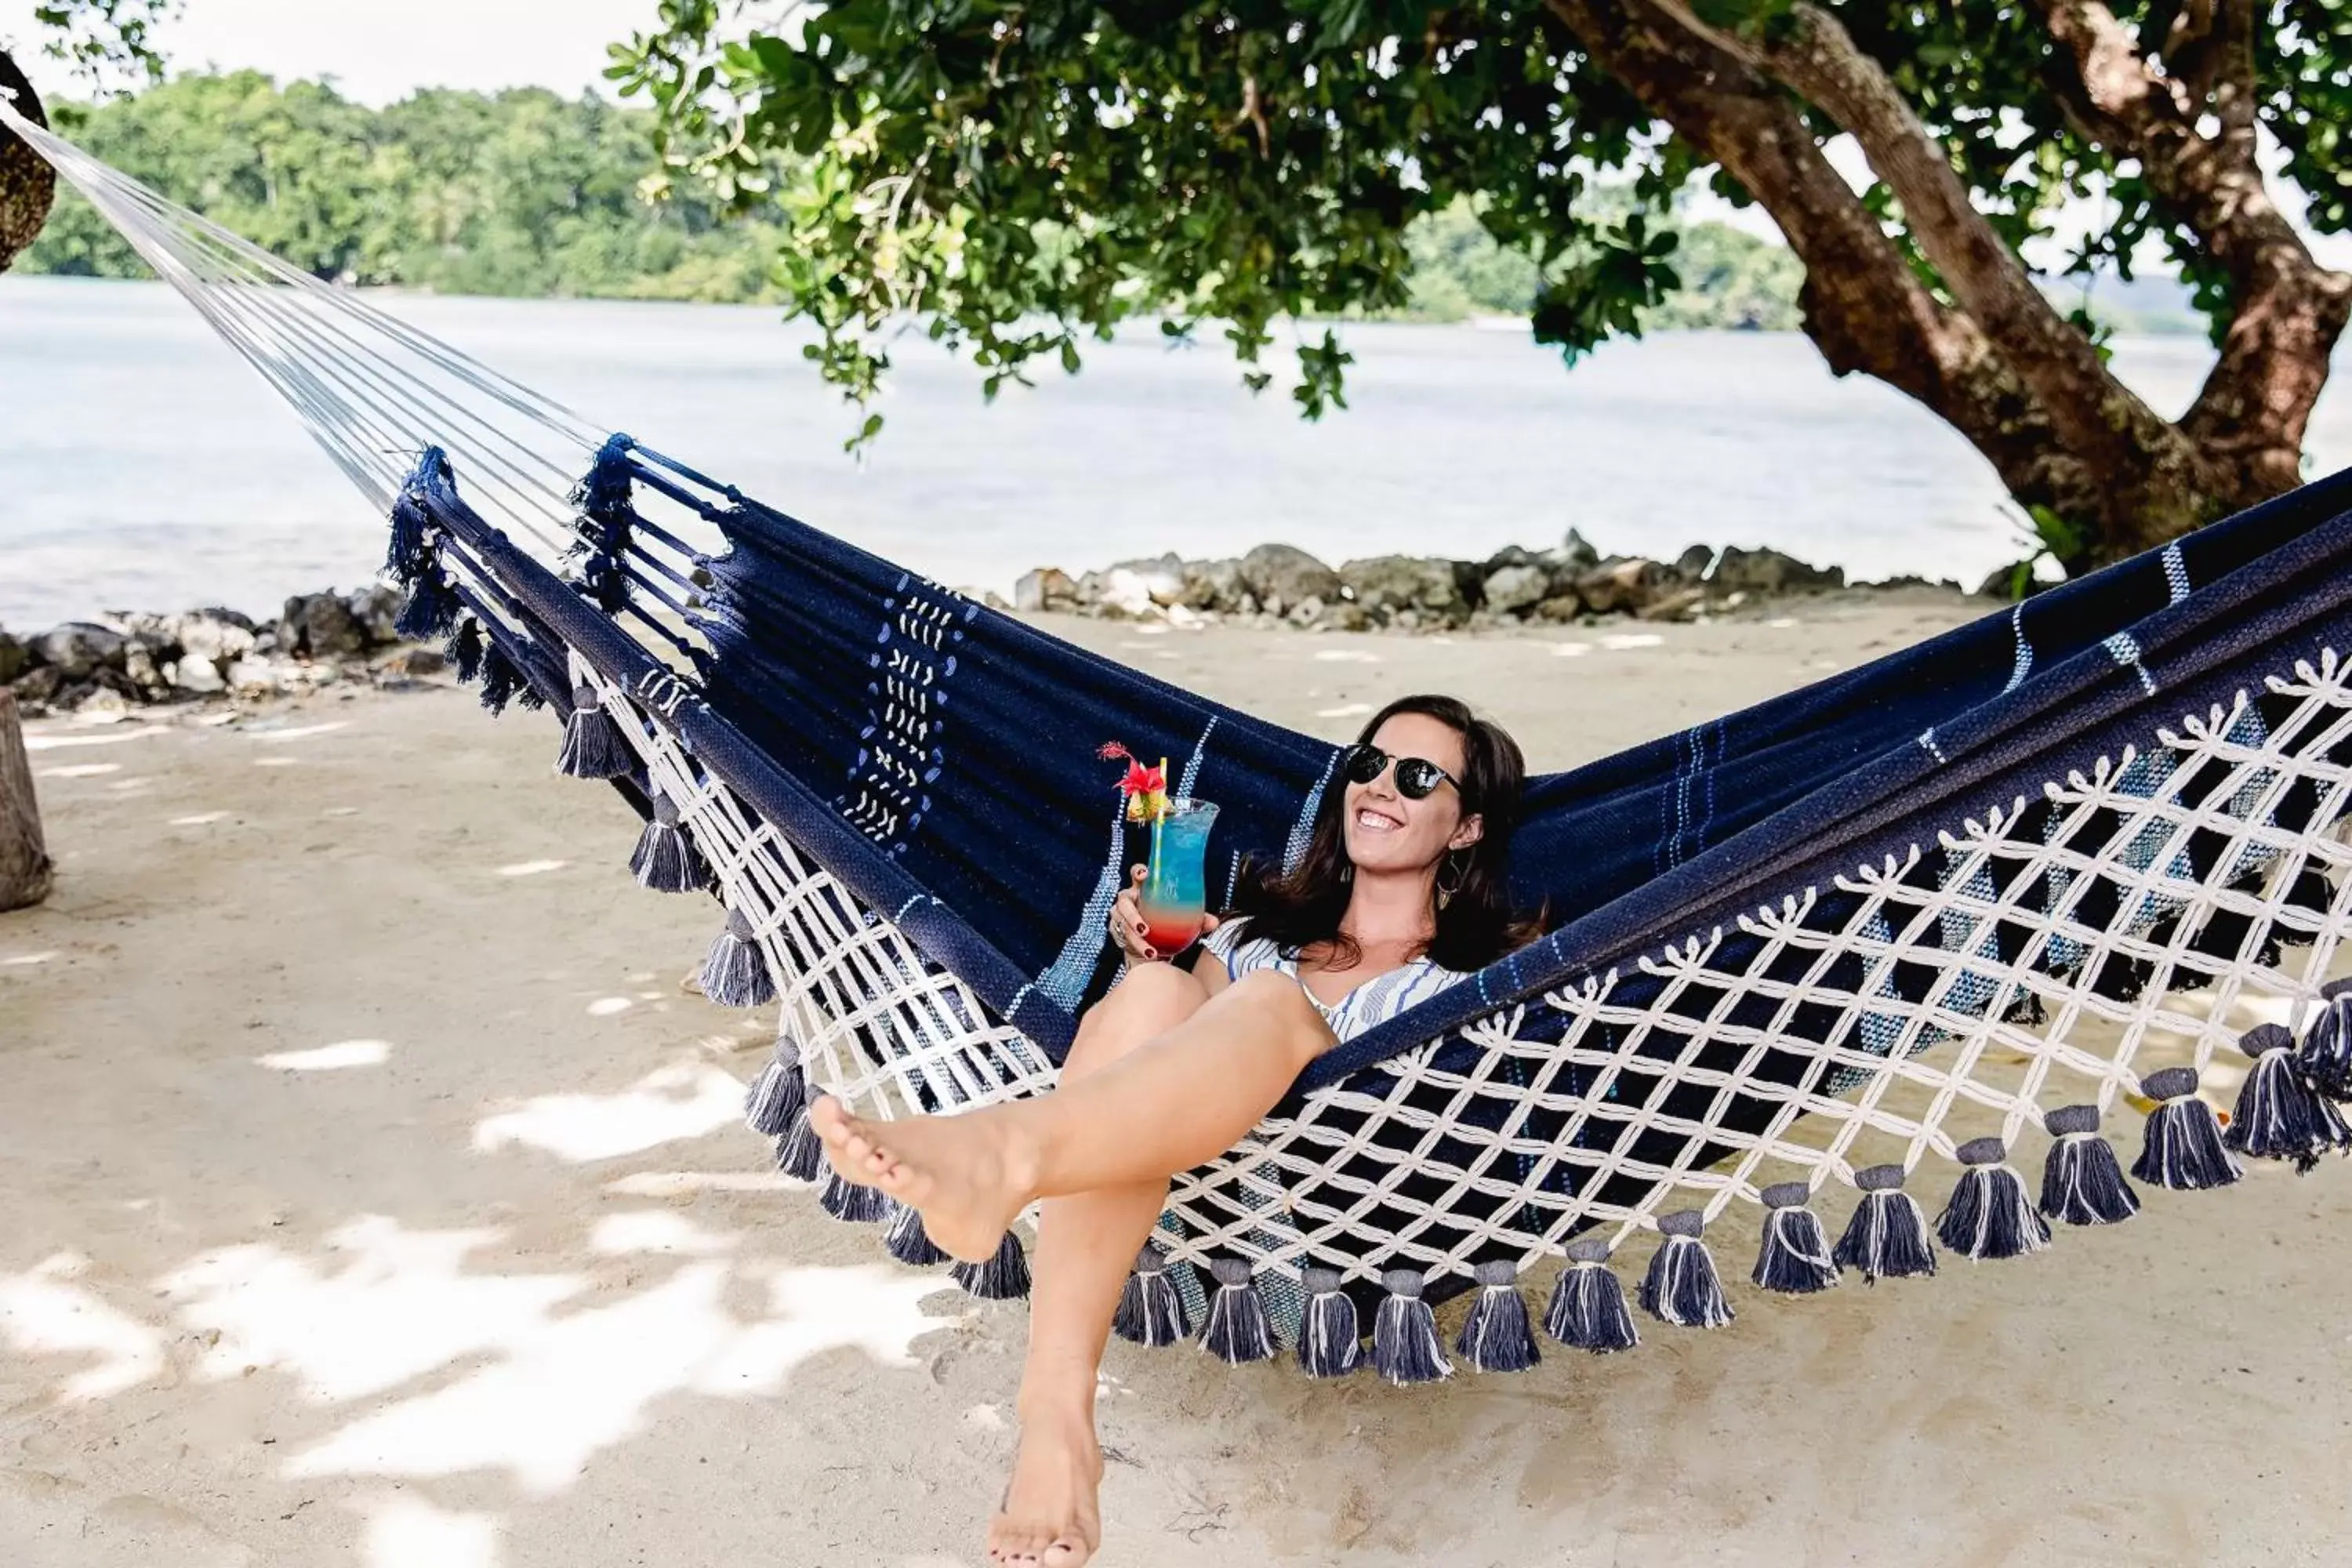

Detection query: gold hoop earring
(1436, 851), (1468, 910)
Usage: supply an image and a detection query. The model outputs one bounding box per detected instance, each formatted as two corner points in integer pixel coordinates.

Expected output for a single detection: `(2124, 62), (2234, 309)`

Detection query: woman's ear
(1449, 815), (1484, 852)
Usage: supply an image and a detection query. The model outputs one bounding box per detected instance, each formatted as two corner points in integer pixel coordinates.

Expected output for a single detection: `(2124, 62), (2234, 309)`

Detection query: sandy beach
(6, 592), (2350, 1568)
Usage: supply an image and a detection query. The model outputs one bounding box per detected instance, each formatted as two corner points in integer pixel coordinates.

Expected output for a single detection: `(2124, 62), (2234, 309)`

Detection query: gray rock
(1548, 528), (1600, 574)
(281, 593), (370, 659)
(1574, 558), (1668, 615)
(1482, 563), (1552, 616)
(64, 684), (130, 719)
(1097, 568), (1160, 619)
(344, 583), (402, 645)
(1108, 553), (1186, 608)
(1239, 544), (1341, 615)
(1014, 567), (1080, 612)
(30, 622), (129, 679)
(1177, 557), (1245, 612)
(1636, 585), (1711, 622)
(169, 655), (227, 695)
(1712, 546), (1843, 596)
(11, 666), (63, 705)
(1533, 594), (1585, 622)
(224, 657), (282, 693)
(1340, 555), (1468, 626)
(0, 627), (23, 686)
(172, 610), (257, 665)
(1673, 545), (1717, 582)
(374, 645), (448, 678)
(1286, 596), (1327, 628)
(122, 643), (164, 692)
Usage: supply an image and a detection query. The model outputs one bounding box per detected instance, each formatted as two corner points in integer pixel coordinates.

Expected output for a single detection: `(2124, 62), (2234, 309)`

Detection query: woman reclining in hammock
(812, 693), (1544, 1566)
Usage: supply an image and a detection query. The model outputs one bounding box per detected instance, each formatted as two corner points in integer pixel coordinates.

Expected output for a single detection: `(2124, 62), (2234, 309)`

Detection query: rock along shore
(0, 587), (448, 719)
(1007, 530), (1981, 632)
(2, 534), (1980, 717)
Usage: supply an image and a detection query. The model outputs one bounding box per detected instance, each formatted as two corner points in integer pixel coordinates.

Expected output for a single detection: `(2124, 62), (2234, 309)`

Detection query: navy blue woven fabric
(403, 441), (2352, 1094)
(669, 448), (2352, 1072)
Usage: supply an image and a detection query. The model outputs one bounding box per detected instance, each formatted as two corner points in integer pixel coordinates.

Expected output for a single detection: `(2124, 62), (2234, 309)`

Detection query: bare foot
(986, 1403), (1103, 1566)
(807, 1094), (1034, 1265)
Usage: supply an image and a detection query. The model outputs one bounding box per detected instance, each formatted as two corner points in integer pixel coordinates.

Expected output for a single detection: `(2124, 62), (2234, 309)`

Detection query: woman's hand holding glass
(1110, 863), (1220, 965)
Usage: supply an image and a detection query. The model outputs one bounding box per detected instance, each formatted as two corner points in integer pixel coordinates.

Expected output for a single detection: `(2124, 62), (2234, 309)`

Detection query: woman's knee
(1225, 969), (1339, 1065)
(1066, 962), (1207, 1075)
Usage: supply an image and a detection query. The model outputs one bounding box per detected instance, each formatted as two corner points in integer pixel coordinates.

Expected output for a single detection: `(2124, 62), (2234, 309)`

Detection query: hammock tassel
(1197, 1258), (1278, 1365)
(1833, 1164), (1937, 1282)
(395, 567), (460, 641)
(1112, 1245), (1190, 1348)
(1639, 1210), (1733, 1327)
(773, 1109), (826, 1182)
(1936, 1138), (2051, 1260)
(819, 1171), (891, 1223)
(556, 683), (635, 779)
(2131, 1067), (2240, 1190)
(630, 794), (706, 892)
(700, 909), (776, 1008)
(2226, 1022), (2350, 1173)
(1296, 1265), (1361, 1377)
(477, 637), (521, 715)
(741, 1043), (805, 1137)
(387, 488), (432, 576)
(1544, 1237), (1639, 1352)
(1753, 1182), (1838, 1294)
(1455, 1259), (1539, 1373)
(2038, 1105), (2139, 1225)
(1370, 1268), (1453, 1385)
(951, 1231), (1032, 1301)
(2296, 978), (2352, 1100)
(446, 616), (485, 682)
(882, 1200), (948, 1268)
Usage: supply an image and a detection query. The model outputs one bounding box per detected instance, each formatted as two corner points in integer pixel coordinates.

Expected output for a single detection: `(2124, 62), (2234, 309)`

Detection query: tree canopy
(614, 1), (2352, 575)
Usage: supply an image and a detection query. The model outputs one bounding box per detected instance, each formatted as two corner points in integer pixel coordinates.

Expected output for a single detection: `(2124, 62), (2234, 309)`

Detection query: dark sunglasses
(1342, 743), (1458, 800)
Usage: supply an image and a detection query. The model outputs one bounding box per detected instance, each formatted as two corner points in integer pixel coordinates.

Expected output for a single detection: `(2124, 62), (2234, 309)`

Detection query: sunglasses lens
(1345, 746), (1386, 784)
(1397, 760), (1442, 799)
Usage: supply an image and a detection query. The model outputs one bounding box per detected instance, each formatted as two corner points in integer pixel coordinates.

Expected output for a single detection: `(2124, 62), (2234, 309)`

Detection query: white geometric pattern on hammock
(569, 642), (2352, 1296)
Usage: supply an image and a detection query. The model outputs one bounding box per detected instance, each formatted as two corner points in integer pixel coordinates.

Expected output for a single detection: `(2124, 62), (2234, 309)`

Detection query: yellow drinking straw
(1149, 756), (1169, 872)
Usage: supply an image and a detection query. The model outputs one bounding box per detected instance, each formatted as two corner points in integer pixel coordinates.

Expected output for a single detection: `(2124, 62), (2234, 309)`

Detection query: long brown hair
(1225, 694), (1544, 972)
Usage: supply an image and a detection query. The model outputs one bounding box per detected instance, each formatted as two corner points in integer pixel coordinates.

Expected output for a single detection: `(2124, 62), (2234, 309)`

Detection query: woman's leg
(811, 967), (1332, 1265)
(987, 963), (1208, 1567)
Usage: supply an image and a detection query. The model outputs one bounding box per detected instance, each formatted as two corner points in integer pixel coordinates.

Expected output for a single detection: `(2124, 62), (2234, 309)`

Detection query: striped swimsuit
(1200, 914), (1472, 1040)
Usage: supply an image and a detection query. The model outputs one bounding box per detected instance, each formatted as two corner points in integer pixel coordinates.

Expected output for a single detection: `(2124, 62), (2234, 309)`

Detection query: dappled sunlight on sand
(0, 1252), (168, 1400)
(0, 1214), (971, 1505)
(256, 1039), (391, 1071)
(358, 1494), (501, 1568)
(471, 1059), (743, 1163)
(162, 1218), (587, 1403)
(283, 1255), (949, 1494)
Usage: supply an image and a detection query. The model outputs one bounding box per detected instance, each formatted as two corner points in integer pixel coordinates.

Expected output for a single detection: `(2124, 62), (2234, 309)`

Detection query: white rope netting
(572, 640), (2352, 1297)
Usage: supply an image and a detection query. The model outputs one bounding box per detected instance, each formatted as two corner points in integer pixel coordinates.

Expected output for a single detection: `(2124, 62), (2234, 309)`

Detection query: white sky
(2, 1), (2343, 272)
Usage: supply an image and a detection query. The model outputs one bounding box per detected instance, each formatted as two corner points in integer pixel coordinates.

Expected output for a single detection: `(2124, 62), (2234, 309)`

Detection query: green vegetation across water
(20, 72), (785, 302)
(21, 71), (1811, 328)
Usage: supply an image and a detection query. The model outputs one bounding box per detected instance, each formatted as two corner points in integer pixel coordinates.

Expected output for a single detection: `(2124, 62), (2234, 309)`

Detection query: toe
(1041, 1537), (1091, 1567)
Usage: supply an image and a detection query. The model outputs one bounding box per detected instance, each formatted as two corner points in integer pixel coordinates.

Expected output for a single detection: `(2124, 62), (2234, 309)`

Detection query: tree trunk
(0, 49), (56, 274)
(0, 692), (53, 911)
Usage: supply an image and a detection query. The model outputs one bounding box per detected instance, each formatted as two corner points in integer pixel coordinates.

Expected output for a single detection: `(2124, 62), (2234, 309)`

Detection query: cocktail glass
(1138, 797), (1219, 955)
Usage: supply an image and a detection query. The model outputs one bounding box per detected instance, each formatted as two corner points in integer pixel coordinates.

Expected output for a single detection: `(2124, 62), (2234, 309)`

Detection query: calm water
(5, 274), (2349, 630)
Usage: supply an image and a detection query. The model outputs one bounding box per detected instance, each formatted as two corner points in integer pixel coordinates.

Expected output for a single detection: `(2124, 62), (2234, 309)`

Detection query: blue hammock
(22, 98), (2352, 1382)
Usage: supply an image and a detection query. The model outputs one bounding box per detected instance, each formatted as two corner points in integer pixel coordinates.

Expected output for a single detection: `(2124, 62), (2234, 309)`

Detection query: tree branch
(2039, 0), (2352, 496)
(1541, 0), (2103, 530)
(1750, 2), (2209, 543)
